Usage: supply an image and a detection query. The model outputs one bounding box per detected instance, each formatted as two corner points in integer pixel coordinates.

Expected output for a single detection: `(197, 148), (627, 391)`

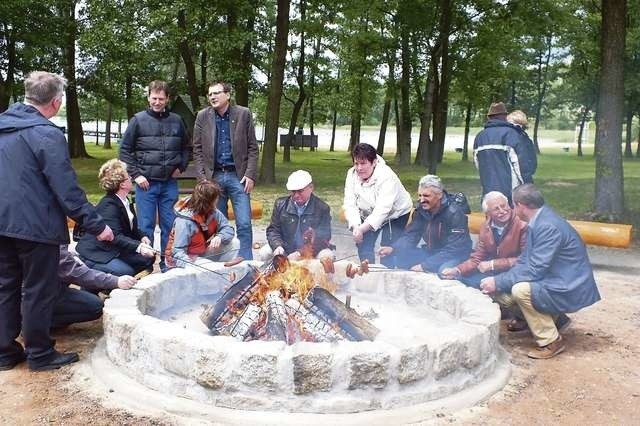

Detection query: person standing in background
(119, 80), (191, 271)
(192, 81), (259, 260)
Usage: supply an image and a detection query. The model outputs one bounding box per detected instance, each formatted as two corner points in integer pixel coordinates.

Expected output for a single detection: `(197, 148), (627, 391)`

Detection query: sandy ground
(1, 245), (639, 425)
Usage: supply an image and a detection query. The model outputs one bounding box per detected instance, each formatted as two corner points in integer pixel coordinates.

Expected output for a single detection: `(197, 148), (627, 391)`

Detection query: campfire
(200, 255), (379, 344)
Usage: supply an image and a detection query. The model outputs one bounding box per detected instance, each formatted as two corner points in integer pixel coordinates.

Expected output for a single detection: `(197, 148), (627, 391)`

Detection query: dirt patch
(1, 260), (639, 425)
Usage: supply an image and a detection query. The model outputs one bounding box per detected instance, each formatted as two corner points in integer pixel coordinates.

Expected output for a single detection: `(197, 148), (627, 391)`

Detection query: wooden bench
(338, 208), (633, 249)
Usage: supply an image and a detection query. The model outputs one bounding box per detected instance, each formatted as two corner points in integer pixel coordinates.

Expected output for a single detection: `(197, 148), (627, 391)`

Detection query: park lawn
(73, 141), (640, 242)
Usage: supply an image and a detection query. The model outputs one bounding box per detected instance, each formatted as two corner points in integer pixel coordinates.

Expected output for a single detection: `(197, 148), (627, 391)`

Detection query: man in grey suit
(192, 81), (259, 260)
(480, 184), (600, 359)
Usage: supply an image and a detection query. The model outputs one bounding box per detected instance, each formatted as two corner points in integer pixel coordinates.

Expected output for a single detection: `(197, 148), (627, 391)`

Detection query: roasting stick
(146, 248), (237, 282)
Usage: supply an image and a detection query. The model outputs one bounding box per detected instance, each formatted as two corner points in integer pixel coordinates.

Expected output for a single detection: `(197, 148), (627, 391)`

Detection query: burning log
(264, 291), (288, 342)
(285, 297), (344, 342)
(200, 255), (378, 344)
(306, 287), (379, 341)
(200, 266), (262, 334)
(228, 303), (262, 340)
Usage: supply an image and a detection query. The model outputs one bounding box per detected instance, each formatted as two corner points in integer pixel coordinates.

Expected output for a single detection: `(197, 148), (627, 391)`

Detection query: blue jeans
(52, 287), (103, 328)
(214, 170), (253, 260)
(396, 247), (468, 277)
(135, 179), (178, 254)
(357, 213), (409, 267)
(81, 255), (153, 277)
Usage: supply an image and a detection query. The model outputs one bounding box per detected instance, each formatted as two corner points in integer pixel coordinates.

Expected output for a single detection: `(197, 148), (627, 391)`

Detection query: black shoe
(28, 351), (79, 372)
(0, 353), (26, 371)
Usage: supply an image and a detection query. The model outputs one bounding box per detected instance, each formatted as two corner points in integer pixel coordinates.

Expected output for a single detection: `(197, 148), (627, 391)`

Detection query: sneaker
(555, 313), (572, 332)
(527, 335), (566, 359)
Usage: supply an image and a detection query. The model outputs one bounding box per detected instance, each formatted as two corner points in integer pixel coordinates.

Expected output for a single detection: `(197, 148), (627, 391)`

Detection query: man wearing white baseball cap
(259, 170), (334, 261)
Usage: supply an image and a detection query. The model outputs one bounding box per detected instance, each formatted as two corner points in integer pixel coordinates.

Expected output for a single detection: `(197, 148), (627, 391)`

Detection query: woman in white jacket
(343, 143), (413, 267)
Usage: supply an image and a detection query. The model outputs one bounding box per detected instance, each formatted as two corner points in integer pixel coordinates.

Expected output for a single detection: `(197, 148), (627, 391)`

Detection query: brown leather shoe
(527, 335), (566, 359)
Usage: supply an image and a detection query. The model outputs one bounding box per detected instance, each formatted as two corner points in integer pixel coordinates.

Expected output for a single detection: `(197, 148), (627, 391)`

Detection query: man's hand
(208, 235), (222, 250)
(273, 246), (286, 256)
(171, 168), (182, 178)
(138, 242), (155, 257)
(117, 275), (136, 289)
(480, 276), (497, 295)
(287, 251), (302, 261)
(440, 267), (460, 280)
(135, 175), (150, 190)
(96, 225), (114, 242)
(477, 260), (493, 273)
(378, 246), (394, 257)
(141, 236), (151, 246)
(240, 176), (255, 193)
(410, 264), (424, 272)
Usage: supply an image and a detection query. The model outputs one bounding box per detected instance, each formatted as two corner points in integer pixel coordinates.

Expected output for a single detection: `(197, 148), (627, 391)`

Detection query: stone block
(397, 344), (432, 384)
(348, 351), (390, 390)
(433, 340), (463, 379)
(292, 353), (333, 394)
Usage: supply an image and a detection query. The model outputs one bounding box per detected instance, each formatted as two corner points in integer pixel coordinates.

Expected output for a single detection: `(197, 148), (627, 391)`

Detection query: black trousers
(52, 287), (104, 328)
(0, 236), (60, 363)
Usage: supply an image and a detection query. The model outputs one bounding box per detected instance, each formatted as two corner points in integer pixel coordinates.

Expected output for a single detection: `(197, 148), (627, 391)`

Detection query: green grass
(74, 139), (640, 243)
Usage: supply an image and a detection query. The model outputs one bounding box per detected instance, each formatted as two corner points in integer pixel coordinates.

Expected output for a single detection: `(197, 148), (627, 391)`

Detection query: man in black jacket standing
(259, 170), (333, 261)
(473, 102), (534, 204)
(0, 71), (113, 371)
(119, 80), (191, 271)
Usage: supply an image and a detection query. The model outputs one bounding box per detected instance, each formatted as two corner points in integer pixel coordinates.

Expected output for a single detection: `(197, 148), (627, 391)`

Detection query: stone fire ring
(95, 262), (510, 422)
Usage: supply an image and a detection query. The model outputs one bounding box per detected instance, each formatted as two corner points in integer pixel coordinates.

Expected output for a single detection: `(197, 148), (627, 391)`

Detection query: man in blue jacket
(379, 175), (472, 273)
(473, 102), (534, 204)
(0, 71), (114, 371)
(119, 80), (191, 271)
(480, 184), (601, 359)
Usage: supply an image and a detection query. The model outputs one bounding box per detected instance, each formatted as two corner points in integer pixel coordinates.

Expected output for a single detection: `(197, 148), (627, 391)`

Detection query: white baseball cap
(286, 170), (313, 191)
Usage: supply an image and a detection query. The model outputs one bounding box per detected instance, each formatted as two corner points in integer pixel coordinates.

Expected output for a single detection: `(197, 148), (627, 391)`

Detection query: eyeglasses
(208, 91), (228, 96)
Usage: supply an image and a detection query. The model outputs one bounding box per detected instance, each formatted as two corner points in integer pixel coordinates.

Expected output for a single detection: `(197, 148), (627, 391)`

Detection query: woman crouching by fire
(165, 180), (240, 268)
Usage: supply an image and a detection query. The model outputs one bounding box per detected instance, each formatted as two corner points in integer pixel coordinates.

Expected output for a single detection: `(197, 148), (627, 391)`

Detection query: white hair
(418, 175), (443, 193)
(481, 191), (509, 212)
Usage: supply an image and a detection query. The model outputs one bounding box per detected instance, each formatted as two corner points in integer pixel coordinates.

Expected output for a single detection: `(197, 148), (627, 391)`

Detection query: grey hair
(512, 184), (545, 208)
(24, 71), (66, 105)
(418, 175), (443, 193)
(481, 191), (509, 212)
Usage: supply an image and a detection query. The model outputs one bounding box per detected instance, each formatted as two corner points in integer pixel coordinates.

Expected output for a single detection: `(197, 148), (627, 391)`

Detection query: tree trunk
(259, 0), (290, 184)
(396, 24), (412, 166)
(624, 108), (633, 157)
(104, 102), (113, 149)
(95, 118), (99, 145)
(593, 0), (626, 219)
(330, 109), (337, 152)
(636, 113), (640, 158)
(462, 102), (472, 161)
(348, 77), (363, 152)
(125, 74), (135, 119)
(284, 0), (306, 163)
(178, 10), (200, 110)
(61, 0), (89, 158)
(415, 61), (435, 166)
(429, 0), (453, 173)
(0, 33), (16, 112)
(377, 52), (395, 156)
(576, 107), (589, 157)
(532, 37), (552, 155)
